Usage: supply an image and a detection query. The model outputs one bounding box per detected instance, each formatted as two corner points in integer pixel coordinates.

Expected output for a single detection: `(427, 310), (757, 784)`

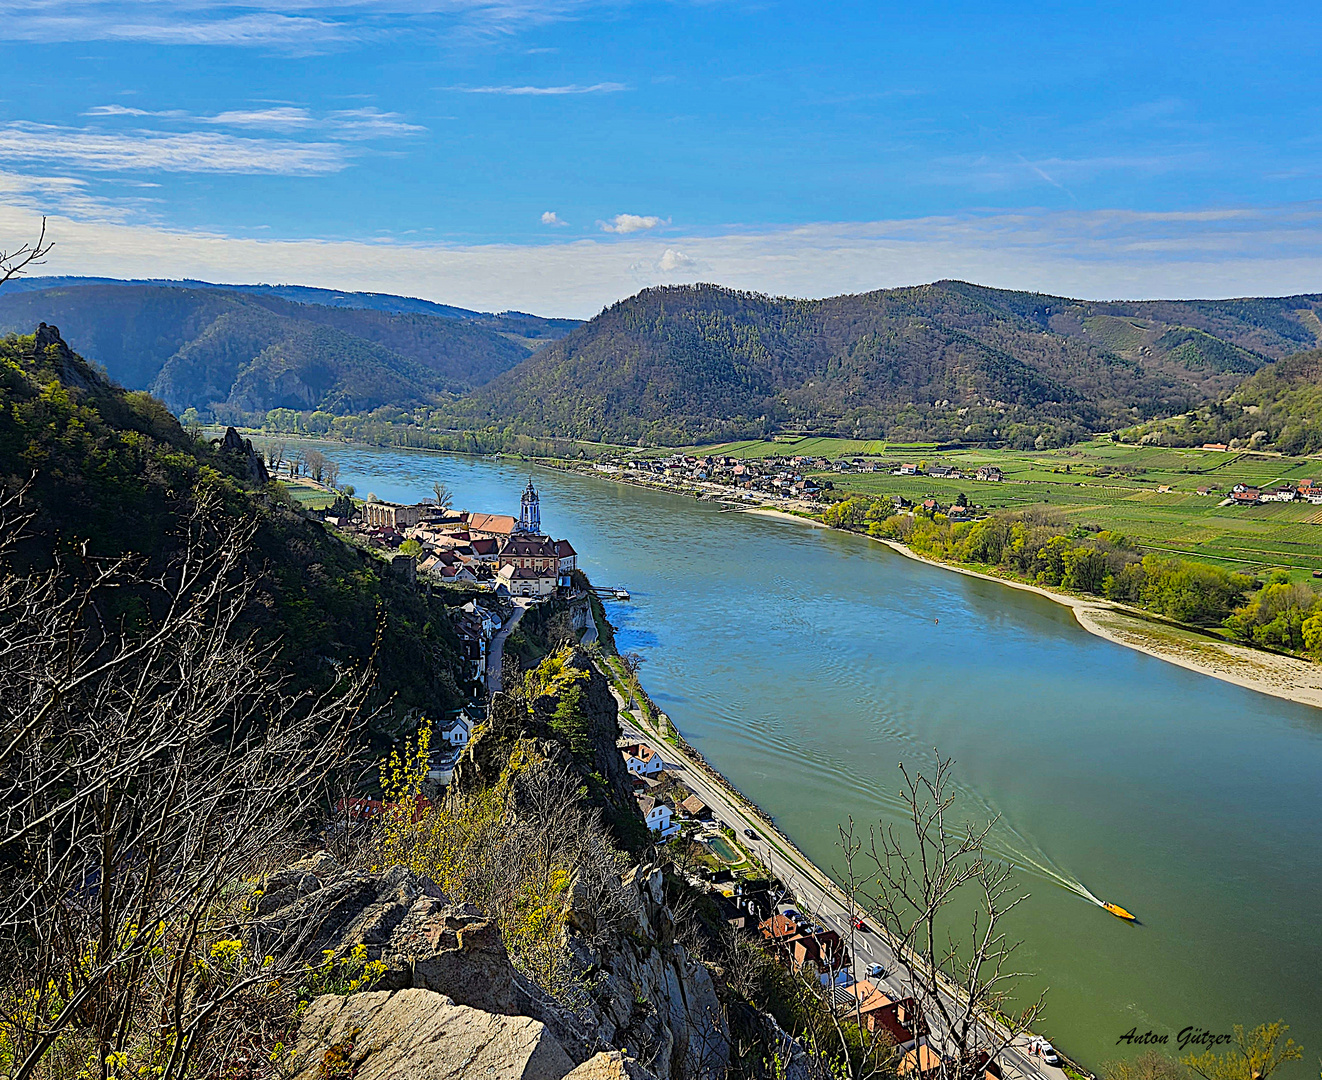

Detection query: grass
(671, 438), (1322, 583)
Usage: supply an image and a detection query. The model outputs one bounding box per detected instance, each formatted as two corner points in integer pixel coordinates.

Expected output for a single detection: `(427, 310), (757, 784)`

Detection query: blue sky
(1, 0), (1319, 316)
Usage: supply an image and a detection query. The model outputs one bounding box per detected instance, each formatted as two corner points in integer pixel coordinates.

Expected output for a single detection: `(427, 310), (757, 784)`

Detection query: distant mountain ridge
(440, 281), (1322, 446)
(0, 281), (578, 421)
(4, 276), (1320, 447)
(0, 275), (580, 339)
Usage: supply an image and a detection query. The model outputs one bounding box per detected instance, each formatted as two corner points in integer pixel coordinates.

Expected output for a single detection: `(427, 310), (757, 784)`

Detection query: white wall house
(637, 795), (680, 838)
(440, 711), (472, 748)
(622, 743), (664, 776)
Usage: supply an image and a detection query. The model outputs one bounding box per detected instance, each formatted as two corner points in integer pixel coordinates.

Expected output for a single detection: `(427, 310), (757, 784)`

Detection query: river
(318, 442), (1322, 1072)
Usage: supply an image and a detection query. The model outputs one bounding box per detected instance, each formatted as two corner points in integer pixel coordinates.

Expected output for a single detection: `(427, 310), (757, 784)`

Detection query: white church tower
(519, 478), (541, 535)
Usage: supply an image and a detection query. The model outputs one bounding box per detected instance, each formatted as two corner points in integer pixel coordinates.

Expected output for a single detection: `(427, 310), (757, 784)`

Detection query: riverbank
(738, 506), (1322, 710)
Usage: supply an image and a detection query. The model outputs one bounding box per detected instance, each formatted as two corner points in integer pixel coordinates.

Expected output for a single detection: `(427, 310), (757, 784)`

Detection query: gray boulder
(286, 989), (574, 1080)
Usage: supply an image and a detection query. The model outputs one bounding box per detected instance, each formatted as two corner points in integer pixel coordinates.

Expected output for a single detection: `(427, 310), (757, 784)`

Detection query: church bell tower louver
(519, 478), (541, 535)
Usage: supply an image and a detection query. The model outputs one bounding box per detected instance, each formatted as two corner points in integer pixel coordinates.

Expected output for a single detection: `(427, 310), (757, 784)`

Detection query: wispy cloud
(0, 169), (146, 221)
(541, 210), (567, 226)
(0, 122), (348, 175)
(0, 1), (603, 49)
(446, 82), (627, 95)
(83, 104), (424, 138)
(600, 213), (667, 234)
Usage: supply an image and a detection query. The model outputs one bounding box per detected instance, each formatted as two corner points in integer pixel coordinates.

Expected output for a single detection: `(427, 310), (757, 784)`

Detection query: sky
(0, 0), (1319, 317)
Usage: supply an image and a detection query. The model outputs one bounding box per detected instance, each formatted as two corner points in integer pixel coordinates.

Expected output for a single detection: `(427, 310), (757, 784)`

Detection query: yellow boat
(1102, 902), (1136, 921)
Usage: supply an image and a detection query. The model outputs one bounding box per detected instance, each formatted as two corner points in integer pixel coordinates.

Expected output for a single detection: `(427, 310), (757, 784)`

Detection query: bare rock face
(564, 1052), (659, 1080)
(257, 854), (726, 1080)
(286, 989), (575, 1080)
(218, 425), (271, 484)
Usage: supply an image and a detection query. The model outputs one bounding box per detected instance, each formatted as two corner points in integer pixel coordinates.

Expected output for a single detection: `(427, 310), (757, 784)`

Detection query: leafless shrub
(838, 754), (1046, 1080)
(0, 489), (369, 1080)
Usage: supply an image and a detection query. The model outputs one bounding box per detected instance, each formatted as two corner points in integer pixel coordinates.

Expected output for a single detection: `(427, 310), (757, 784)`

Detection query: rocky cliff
(254, 852), (728, 1080)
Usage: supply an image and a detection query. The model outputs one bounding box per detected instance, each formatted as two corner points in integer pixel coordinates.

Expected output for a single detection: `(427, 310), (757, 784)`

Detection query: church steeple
(519, 478), (541, 535)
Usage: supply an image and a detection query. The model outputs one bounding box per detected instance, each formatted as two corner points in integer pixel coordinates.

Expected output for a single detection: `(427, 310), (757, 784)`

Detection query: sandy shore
(738, 507), (1322, 711)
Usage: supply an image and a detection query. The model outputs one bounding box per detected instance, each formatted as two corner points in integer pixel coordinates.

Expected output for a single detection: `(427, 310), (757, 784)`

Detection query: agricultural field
(691, 437), (1322, 582)
(279, 479), (338, 510)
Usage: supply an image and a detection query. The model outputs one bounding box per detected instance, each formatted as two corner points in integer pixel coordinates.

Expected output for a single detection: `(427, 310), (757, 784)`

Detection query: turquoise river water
(319, 443), (1322, 1072)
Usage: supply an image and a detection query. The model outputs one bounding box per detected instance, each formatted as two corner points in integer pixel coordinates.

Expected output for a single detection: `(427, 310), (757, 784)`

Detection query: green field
(279, 479), (338, 510)
(689, 438), (1322, 582)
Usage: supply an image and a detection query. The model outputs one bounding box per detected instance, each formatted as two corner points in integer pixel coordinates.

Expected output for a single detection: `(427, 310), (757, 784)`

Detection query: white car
(866, 963), (885, 979)
(1040, 1043), (1061, 1067)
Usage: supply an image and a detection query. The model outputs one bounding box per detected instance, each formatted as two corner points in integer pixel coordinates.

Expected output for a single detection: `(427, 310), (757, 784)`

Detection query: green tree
(1182, 1021), (1302, 1080)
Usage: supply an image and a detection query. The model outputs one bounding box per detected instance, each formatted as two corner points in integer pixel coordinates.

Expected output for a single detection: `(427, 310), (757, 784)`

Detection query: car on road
(743, 828), (758, 840)
(1040, 1044), (1060, 1067)
(866, 963), (885, 979)
(851, 915), (871, 932)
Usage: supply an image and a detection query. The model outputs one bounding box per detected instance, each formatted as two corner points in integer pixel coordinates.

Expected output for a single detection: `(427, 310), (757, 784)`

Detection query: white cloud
(82, 104), (424, 139)
(0, 122), (348, 175)
(657, 248), (696, 272)
(601, 213), (666, 234)
(0, 1), (605, 49)
(541, 210), (567, 226)
(2, 203), (1320, 320)
(0, 169), (144, 221)
(447, 82), (627, 95)
(84, 105), (189, 119)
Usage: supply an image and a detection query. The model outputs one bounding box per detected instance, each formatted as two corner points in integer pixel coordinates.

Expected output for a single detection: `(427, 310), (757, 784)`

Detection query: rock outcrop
(256, 852), (728, 1080)
(218, 425), (270, 484)
(286, 988), (576, 1080)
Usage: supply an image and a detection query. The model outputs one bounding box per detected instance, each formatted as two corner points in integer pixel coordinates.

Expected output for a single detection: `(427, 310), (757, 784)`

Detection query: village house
(467, 512), (520, 540)
(438, 711), (473, 749)
(1232, 485), (1262, 505)
(836, 981), (926, 1046)
(1196, 486), (1216, 496)
(897, 463), (919, 476)
(621, 743), (665, 776)
(636, 794), (679, 838)
(498, 535), (559, 572)
(495, 564), (557, 597)
(975, 465), (1003, 482)
(680, 794), (712, 821)
(758, 915), (851, 986)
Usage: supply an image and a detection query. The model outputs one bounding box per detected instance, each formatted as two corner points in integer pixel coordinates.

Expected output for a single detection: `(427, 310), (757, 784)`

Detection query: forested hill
(0, 275), (580, 339)
(1130, 346), (1322, 454)
(0, 282), (567, 422)
(441, 282), (1322, 447)
(0, 324), (470, 730)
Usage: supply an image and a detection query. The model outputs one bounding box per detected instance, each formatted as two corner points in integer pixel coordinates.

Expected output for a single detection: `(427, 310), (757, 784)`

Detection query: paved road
(611, 693), (1066, 1080)
(487, 599), (531, 695)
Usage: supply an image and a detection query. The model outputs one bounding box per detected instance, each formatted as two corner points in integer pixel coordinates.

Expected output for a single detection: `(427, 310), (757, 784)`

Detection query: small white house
(622, 743), (664, 776)
(439, 711), (472, 749)
(636, 795), (680, 838)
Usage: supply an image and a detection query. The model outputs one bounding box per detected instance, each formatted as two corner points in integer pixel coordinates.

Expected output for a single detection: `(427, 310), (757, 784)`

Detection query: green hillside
(0, 283), (539, 421)
(1125, 347), (1322, 454)
(0, 324), (471, 730)
(441, 282), (1322, 447)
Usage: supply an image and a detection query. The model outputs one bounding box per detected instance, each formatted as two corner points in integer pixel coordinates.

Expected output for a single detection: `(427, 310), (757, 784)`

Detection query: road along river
(318, 442), (1322, 1073)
